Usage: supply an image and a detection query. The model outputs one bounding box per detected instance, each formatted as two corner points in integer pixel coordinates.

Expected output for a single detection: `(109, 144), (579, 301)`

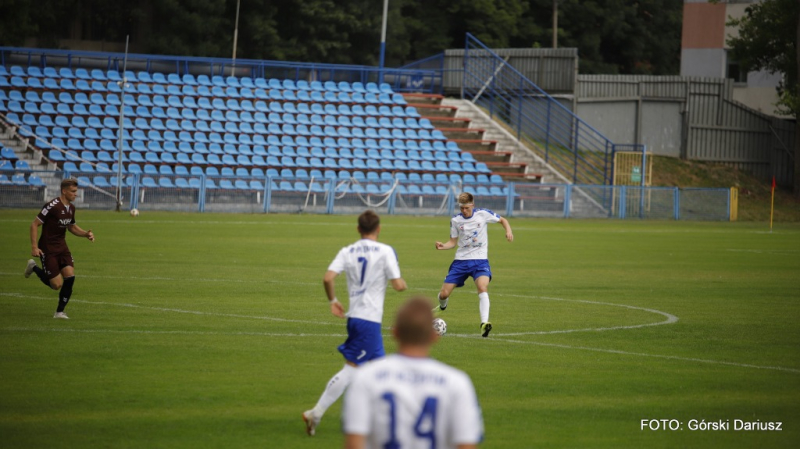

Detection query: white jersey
(327, 239), (402, 323)
(450, 208), (501, 260)
(343, 354), (484, 449)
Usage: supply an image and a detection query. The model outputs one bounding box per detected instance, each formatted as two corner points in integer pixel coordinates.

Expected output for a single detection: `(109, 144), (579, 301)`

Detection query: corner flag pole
(769, 176), (776, 232)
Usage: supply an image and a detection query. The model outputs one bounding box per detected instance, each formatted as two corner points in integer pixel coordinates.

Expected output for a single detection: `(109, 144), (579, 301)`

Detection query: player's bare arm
(435, 237), (458, 250)
(390, 277), (407, 292)
(344, 433), (366, 449)
(499, 217), (514, 242)
(69, 224), (95, 242)
(30, 219), (43, 257)
(323, 270), (346, 318)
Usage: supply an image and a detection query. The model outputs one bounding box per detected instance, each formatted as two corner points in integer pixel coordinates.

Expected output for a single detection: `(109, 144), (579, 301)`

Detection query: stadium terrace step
(401, 93), (445, 105)
(466, 150), (513, 163)
(423, 116), (472, 128)
(405, 103), (458, 118)
(449, 139), (497, 152)
(439, 127), (485, 140)
(495, 171), (544, 183)
(483, 161), (528, 175)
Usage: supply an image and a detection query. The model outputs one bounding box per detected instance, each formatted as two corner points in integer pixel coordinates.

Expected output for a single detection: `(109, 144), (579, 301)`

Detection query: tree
(512, 0), (681, 75)
(723, 0), (799, 196)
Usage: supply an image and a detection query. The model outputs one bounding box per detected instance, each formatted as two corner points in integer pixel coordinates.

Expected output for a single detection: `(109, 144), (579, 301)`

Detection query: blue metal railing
(397, 53), (446, 94)
(0, 46), (440, 94)
(462, 33), (640, 188)
(2, 170), (732, 221)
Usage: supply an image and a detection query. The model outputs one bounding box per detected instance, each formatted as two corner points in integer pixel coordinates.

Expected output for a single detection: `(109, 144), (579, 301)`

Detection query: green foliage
(0, 0), (683, 75)
(553, 0), (681, 74)
(145, 0), (232, 58)
(0, 0), (36, 46)
(1, 211), (799, 448)
(724, 0), (799, 118)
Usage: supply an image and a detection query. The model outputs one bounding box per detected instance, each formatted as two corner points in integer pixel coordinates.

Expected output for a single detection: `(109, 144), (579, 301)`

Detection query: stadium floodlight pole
(115, 35), (130, 212)
(552, 0), (559, 48)
(378, 0), (389, 84)
(231, 0), (241, 72)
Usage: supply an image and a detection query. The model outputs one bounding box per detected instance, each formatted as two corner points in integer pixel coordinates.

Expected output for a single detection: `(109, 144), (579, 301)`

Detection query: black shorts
(39, 251), (74, 280)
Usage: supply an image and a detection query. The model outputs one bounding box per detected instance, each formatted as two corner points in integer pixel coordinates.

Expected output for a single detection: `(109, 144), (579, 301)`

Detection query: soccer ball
(130, 208), (139, 217)
(432, 318), (447, 336)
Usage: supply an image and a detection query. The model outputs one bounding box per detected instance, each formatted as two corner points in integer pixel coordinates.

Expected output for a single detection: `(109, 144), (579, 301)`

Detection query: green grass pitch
(1, 209), (798, 448)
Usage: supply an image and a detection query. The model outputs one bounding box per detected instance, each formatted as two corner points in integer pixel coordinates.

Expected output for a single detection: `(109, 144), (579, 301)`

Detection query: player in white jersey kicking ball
(303, 210), (407, 436)
(343, 296), (484, 449)
(434, 192), (513, 337)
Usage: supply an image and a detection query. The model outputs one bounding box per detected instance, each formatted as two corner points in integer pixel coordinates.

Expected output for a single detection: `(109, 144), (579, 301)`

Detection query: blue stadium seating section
(1, 65), (496, 192)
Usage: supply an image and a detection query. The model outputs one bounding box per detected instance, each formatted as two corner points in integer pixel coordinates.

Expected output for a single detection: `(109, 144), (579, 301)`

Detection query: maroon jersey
(36, 197), (76, 254)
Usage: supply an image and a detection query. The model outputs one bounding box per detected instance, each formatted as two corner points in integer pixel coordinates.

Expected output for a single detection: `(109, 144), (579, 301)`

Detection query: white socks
(478, 292), (490, 323)
(311, 364), (356, 419)
(438, 293), (448, 309)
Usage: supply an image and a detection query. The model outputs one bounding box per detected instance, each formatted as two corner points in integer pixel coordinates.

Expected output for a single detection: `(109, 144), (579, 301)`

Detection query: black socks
(57, 276), (75, 313)
(32, 266), (50, 287)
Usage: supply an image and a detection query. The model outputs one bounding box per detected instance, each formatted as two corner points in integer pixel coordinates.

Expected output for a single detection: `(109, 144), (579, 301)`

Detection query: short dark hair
(61, 178), (78, 190)
(394, 296), (435, 346)
(358, 210), (380, 235)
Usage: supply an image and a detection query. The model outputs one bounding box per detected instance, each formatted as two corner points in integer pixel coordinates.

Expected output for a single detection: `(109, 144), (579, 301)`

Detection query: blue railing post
(264, 177), (273, 213)
(563, 184), (572, 218)
(516, 76), (523, 139)
(544, 101), (552, 162)
(130, 174), (140, 211)
(673, 188), (680, 220)
(573, 123), (579, 183)
(387, 184), (397, 215)
(619, 186), (626, 219)
(727, 188), (731, 221)
(446, 186), (455, 213)
(326, 179), (335, 214)
(198, 174), (206, 212)
(505, 182), (514, 217)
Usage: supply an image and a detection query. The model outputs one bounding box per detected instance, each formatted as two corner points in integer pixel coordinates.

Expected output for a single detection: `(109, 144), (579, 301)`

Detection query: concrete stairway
(1, 124), (60, 188)
(440, 98), (609, 217)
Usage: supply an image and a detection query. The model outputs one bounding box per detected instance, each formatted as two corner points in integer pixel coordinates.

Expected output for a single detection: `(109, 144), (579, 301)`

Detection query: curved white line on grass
(0, 292), (341, 326)
(2, 327), (345, 338)
(2, 289), (678, 335)
(492, 294), (678, 337)
(448, 335), (800, 374)
(3, 293), (795, 374)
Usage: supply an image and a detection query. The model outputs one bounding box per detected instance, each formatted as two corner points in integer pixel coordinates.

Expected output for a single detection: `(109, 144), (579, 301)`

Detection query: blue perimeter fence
(0, 170), (734, 221)
(0, 46), (442, 95)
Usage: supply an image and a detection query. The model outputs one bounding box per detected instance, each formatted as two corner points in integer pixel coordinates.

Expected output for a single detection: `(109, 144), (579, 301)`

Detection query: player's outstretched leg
(25, 259), (51, 287)
(433, 292), (448, 313)
(303, 364), (355, 436)
(24, 259), (36, 278)
(302, 410), (320, 436)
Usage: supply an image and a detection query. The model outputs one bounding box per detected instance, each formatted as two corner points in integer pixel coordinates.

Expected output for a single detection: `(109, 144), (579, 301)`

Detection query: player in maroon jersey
(25, 178), (95, 319)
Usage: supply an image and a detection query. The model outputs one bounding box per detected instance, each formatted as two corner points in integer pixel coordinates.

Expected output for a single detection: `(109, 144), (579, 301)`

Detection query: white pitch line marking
(2, 327), (345, 338)
(0, 292), (340, 326)
(4, 288), (795, 373)
(726, 248), (799, 255)
(458, 335), (800, 374)
(493, 294), (678, 336)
